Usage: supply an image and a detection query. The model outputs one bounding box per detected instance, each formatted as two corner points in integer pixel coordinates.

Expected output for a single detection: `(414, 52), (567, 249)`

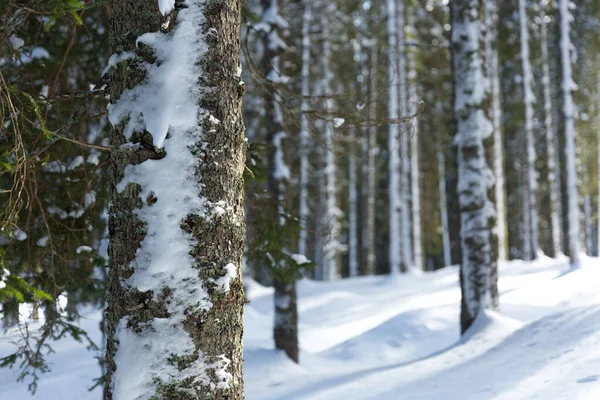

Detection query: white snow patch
(76, 246), (92, 254)
(67, 156), (84, 171)
(37, 236), (49, 247)
(217, 263), (237, 293)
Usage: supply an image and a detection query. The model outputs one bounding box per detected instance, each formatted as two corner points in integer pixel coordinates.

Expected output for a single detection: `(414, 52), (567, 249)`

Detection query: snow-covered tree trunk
(260, 0), (299, 363)
(518, 0), (538, 260)
(320, 5), (340, 281)
(484, 0), (506, 262)
(365, 41), (378, 276)
(386, 0), (402, 275)
(540, 3), (562, 257)
(407, 6), (422, 271)
(451, 0), (499, 334)
(397, 0), (412, 272)
(298, 0), (311, 260)
(559, 0), (581, 267)
(348, 125), (358, 277)
(104, 0), (245, 398)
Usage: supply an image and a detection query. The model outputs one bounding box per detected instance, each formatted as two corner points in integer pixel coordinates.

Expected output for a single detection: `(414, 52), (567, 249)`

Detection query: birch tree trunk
(485, 0), (506, 262)
(407, 5), (422, 271)
(386, 0), (401, 275)
(559, 0), (581, 267)
(298, 0), (311, 260)
(451, 0), (499, 334)
(518, 0), (538, 260)
(320, 5), (340, 281)
(260, 0), (299, 363)
(540, 3), (562, 257)
(105, 1), (245, 398)
(397, 0), (412, 272)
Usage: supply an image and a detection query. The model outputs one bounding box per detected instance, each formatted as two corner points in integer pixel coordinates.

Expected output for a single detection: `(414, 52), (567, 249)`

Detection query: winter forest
(2, 0), (600, 398)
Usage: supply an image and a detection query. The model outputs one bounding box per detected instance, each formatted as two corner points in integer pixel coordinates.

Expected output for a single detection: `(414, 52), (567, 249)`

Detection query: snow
(37, 236), (49, 247)
(6, 256), (600, 399)
(86, 154), (100, 166)
(13, 228), (27, 241)
(216, 263), (237, 293)
(333, 118), (345, 128)
(0, 268), (9, 289)
(76, 246), (93, 254)
(291, 253), (311, 266)
(67, 156), (84, 171)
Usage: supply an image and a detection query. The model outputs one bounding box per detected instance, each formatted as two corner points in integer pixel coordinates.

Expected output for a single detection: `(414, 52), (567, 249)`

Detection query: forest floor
(2, 255), (600, 399)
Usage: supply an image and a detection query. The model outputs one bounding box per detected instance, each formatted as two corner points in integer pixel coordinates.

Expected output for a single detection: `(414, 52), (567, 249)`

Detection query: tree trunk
(518, 0), (538, 260)
(407, 5), (422, 271)
(540, 3), (562, 257)
(451, 0), (499, 334)
(364, 41), (378, 276)
(298, 0), (311, 261)
(104, 1), (245, 398)
(348, 125), (358, 278)
(559, 0), (581, 267)
(386, 0), (401, 275)
(261, 0), (299, 363)
(320, 5), (340, 281)
(485, 0), (506, 262)
(397, 0), (412, 272)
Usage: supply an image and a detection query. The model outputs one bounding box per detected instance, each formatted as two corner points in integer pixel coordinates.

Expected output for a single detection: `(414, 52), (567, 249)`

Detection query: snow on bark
(540, 4), (562, 257)
(484, 0), (506, 262)
(518, 0), (538, 260)
(559, 0), (581, 267)
(105, 1), (245, 398)
(320, 6), (341, 281)
(407, 5), (422, 271)
(298, 0), (311, 260)
(386, 0), (402, 275)
(451, 0), (499, 333)
(397, 0), (412, 272)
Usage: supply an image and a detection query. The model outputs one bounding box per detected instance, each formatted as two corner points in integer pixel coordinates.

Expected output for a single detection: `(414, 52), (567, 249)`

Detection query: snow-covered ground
(2, 255), (600, 399)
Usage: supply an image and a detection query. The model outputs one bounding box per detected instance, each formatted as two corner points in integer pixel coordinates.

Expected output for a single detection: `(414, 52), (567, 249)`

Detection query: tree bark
(105, 1), (245, 398)
(260, 0), (299, 363)
(451, 0), (499, 334)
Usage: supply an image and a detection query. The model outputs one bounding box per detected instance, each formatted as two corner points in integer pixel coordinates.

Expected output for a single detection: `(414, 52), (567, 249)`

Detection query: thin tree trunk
(348, 125), (358, 277)
(365, 41), (378, 275)
(540, 3), (562, 257)
(437, 101), (451, 269)
(485, 0), (505, 262)
(407, 5), (422, 271)
(320, 5), (340, 281)
(451, 0), (499, 334)
(261, 0), (299, 363)
(298, 0), (311, 260)
(397, 0), (412, 272)
(386, 0), (401, 275)
(518, 0), (538, 260)
(104, 1), (245, 398)
(559, 0), (581, 267)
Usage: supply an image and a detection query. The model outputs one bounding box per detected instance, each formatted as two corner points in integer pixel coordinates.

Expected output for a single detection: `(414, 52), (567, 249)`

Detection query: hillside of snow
(2, 255), (600, 399)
